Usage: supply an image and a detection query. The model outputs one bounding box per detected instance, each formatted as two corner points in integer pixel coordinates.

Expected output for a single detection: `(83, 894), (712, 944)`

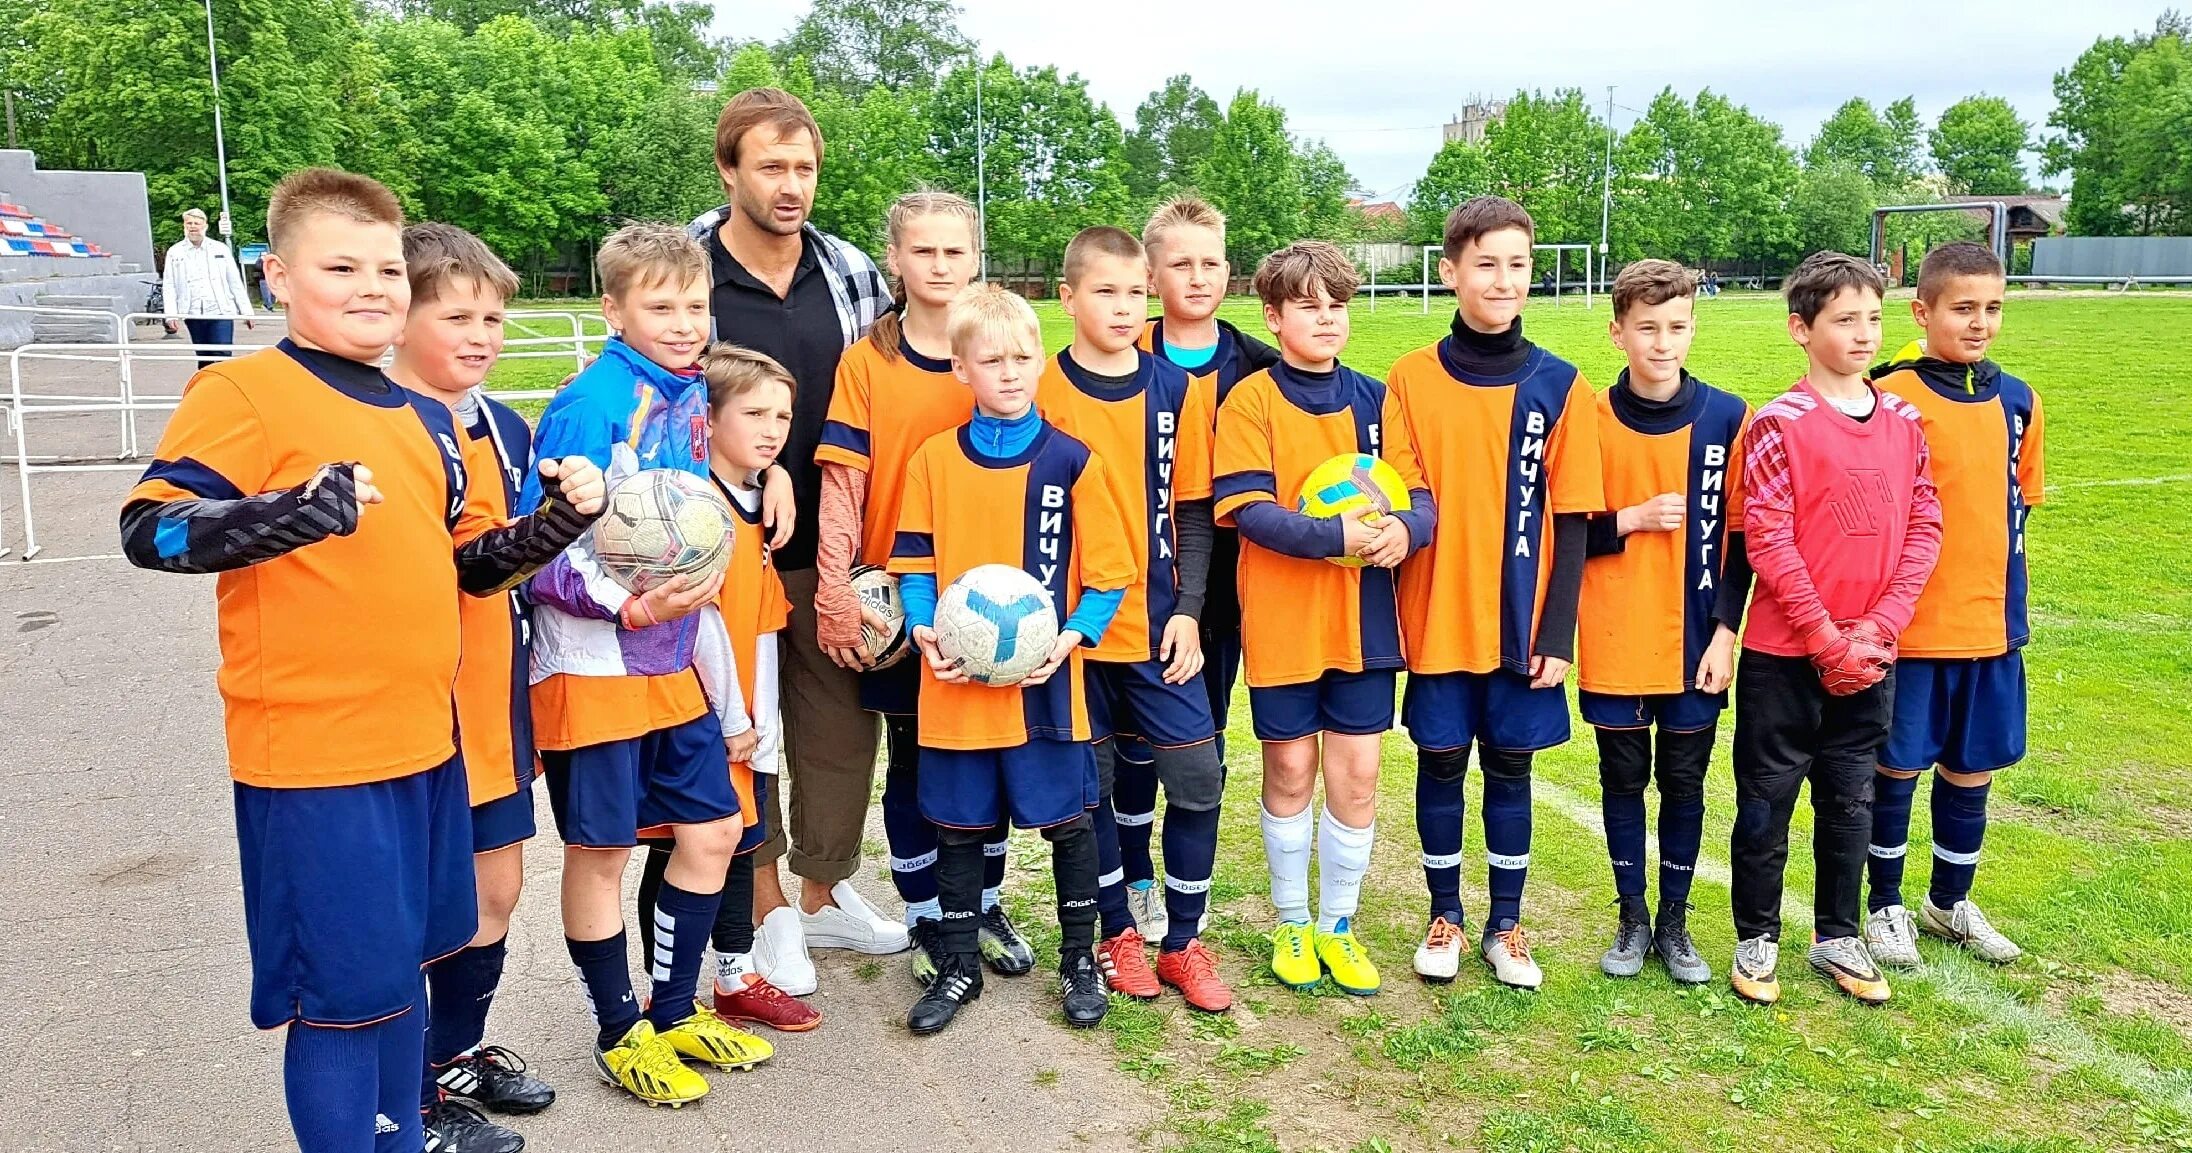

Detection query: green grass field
(495, 292), (2192, 1153)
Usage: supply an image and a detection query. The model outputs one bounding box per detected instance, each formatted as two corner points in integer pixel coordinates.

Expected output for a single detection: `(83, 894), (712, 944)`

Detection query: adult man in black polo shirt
(689, 88), (903, 990)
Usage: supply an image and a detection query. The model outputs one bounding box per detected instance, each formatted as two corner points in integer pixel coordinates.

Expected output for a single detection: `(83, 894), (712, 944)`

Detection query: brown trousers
(757, 566), (882, 884)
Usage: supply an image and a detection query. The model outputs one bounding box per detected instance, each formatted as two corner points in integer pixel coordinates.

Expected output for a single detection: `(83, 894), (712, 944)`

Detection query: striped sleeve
(814, 351), (875, 471)
(1211, 380), (1276, 524)
(885, 444), (937, 576)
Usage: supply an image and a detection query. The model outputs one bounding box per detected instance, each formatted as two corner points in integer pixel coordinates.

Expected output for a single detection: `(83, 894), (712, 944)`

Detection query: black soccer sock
(935, 834), (986, 960)
(567, 931), (641, 1051)
(424, 936), (506, 1094)
(1113, 745), (1160, 885)
(712, 852), (758, 957)
(1047, 818), (1101, 954)
(981, 825), (1009, 910)
(645, 880), (723, 1029)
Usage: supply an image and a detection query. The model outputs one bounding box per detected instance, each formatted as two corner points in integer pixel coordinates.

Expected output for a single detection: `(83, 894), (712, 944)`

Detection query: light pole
(973, 49), (988, 283)
(1598, 85), (1613, 297)
(203, 0), (235, 241)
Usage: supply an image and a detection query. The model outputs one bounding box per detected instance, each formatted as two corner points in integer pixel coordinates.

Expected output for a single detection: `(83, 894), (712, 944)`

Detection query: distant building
(1442, 100), (1508, 146)
(1944, 195), (2066, 245)
(1347, 199), (1406, 227)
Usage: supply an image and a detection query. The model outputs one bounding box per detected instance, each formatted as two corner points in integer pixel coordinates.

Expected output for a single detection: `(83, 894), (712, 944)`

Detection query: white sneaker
(1480, 923), (1544, 990)
(754, 906), (818, 996)
(1920, 897), (2023, 964)
(1127, 880), (1168, 944)
(800, 880), (912, 955)
(1412, 916), (1464, 983)
(1864, 904), (1923, 968)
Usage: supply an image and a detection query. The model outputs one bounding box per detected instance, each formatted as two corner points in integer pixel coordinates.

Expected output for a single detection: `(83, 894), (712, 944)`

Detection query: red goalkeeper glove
(1809, 619), (1895, 696)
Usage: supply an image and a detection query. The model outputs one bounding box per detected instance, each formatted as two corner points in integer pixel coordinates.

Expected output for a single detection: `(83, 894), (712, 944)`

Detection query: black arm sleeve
(1585, 513), (1627, 557)
(1172, 498), (1214, 623)
(1533, 513), (1590, 663)
(1713, 530), (1754, 632)
(1237, 331), (1283, 372)
(454, 487), (598, 597)
(119, 462), (359, 574)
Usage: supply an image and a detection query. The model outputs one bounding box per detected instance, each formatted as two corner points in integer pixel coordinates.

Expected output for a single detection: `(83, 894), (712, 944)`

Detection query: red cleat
(1096, 928), (1161, 999)
(712, 974), (822, 1033)
(1156, 939), (1234, 1013)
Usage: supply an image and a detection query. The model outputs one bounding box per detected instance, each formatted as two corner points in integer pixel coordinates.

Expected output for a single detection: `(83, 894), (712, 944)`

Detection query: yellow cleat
(659, 1009), (775, 1071)
(1270, 921), (1323, 989)
(1316, 918), (1381, 996)
(594, 1020), (709, 1108)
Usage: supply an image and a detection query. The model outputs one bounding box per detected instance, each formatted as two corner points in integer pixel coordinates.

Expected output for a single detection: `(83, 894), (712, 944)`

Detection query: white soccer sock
(1317, 808), (1376, 933)
(904, 897), (942, 927)
(714, 950), (755, 984)
(1261, 803), (1315, 924)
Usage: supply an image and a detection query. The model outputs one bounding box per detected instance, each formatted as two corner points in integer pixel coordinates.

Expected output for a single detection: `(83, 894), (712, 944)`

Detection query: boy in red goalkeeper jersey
(1727, 252), (1941, 1008)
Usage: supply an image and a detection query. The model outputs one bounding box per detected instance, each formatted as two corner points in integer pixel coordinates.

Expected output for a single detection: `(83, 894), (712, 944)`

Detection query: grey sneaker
(1653, 904), (1711, 985)
(1730, 935), (1780, 1004)
(1864, 904), (1923, 968)
(1920, 898), (2023, 964)
(1600, 897), (1652, 978)
(1807, 935), (1892, 1004)
(1126, 879), (1168, 944)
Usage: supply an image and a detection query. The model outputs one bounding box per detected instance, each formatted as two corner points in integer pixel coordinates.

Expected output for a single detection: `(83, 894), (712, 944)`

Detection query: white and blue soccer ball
(933, 563), (1060, 687)
(590, 468), (736, 595)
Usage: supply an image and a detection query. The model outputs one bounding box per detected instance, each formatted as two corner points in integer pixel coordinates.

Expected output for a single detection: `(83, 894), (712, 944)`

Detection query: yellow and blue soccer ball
(590, 468), (736, 594)
(1297, 452), (1412, 568)
(933, 564), (1060, 686)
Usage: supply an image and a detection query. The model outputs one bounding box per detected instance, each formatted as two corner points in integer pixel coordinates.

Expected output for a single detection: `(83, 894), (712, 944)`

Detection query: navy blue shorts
(1202, 623), (1243, 738)
(859, 657), (921, 717)
(737, 772), (771, 854)
(541, 713), (736, 849)
(920, 738), (1099, 830)
(1579, 688), (1726, 734)
(470, 778), (538, 854)
(233, 756), (475, 1029)
(1882, 653), (2027, 773)
(1248, 668), (1398, 742)
(1087, 659), (1218, 748)
(1403, 669), (1570, 752)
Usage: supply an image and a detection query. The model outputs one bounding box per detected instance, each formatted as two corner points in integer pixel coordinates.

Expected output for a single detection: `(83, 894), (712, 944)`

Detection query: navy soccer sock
(1929, 776), (1990, 907)
(1414, 746), (1467, 925)
(1868, 771), (1921, 912)
(1481, 749), (1534, 931)
(1602, 788), (1648, 900)
(376, 984), (425, 1151)
(1090, 800), (1136, 939)
(646, 880), (722, 1029)
(1158, 802), (1220, 952)
(882, 761), (940, 925)
(982, 825), (1009, 910)
(567, 931), (640, 1051)
(1113, 749), (1160, 885)
(1658, 792), (1706, 911)
(426, 936), (506, 1071)
(284, 1021), (378, 1153)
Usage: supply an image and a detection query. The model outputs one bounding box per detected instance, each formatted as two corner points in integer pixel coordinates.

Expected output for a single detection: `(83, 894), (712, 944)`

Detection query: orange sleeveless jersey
(1386, 342), (1605, 676)
(125, 347), (497, 788)
(887, 422), (1137, 750)
(1577, 381), (1751, 696)
(1035, 349), (1210, 662)
(1212, 364), (1427, 688)
(453, 398), (536, 806)
(814, 337), (971, 566)
(1873, 362), (2045, 658)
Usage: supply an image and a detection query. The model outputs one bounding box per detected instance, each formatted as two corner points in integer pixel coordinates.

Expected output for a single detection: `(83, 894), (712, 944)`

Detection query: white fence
(3, 307), (604, 561)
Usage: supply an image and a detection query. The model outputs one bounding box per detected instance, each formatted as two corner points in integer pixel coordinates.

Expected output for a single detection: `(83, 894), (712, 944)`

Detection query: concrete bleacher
(0, 151), (155, 344)
(1, 203), (111, 259)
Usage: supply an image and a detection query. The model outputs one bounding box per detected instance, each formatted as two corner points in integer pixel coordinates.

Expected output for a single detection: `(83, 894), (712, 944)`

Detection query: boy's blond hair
(1062, 226), (1145, 286)
(266, 168), (404, 256)
(699, 343), (798, 412)
(596, 222), (709, 300)
(1611, 259), (1697, 320)
(1143, 196), (1226, 256)
(1252, 241), (1360, 309)
(402, 222), (520, 308)
(946, 283), (1041, 360)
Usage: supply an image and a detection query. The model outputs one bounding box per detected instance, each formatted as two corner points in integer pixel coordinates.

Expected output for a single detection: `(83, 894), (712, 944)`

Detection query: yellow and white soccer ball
(1296, 452), (1412, 568)
(590, 468), (736, 594)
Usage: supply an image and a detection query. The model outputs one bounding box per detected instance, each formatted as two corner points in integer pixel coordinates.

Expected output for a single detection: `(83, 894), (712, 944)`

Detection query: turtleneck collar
(966, 404), (1043, 462)
(1610, 369), (1703, 434)
(1438, 312), (1534, 382)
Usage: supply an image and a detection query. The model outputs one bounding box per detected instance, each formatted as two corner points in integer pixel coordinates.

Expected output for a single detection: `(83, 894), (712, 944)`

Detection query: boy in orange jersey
(813, 191), (1031, 988)
(1214, 242), (1435, 997)
(387, 222), (557, 1153)
(636, 346), (819, 1042)
(889, 284), (1139, 1034)
(119, 170), (603, 1153)
(1039, 225), (1230, 1012)
(1576, 260), (1752, 987)
(522, 224), (772, 1106)
(1862, 243), (2041, 970)
(1115, 196), (1281, 949)
(1384, 196), (1604, 991)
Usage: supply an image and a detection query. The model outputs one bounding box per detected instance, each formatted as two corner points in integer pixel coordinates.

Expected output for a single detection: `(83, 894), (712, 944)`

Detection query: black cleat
(907, 953), (983, 1035)
(422, 1100), (526, 1153)
(978, 905), (1036, 976)
(434, 1045), (554, 1115)
(910, 917), (947, 987)
(1060, 949), (1110, 1029)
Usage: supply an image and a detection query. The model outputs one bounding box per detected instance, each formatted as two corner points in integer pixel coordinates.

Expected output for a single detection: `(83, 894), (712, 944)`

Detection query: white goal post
(1419, 244), (1596, 313)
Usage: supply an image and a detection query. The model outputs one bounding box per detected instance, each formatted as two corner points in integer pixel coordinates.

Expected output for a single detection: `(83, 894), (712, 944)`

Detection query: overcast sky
(717, 0), (2164, 201)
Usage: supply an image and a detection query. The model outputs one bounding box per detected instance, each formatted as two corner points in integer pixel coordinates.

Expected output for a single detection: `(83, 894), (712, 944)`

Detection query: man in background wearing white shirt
(161, 208), (255, 369)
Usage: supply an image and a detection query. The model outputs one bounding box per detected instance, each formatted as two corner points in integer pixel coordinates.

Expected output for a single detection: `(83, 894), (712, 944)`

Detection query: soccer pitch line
(2046, 473), (2192, 491)
(1530, 778), (2192, 1116)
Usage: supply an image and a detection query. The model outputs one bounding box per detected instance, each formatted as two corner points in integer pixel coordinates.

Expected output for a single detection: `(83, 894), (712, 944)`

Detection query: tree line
(3, 0), (2185, 282)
